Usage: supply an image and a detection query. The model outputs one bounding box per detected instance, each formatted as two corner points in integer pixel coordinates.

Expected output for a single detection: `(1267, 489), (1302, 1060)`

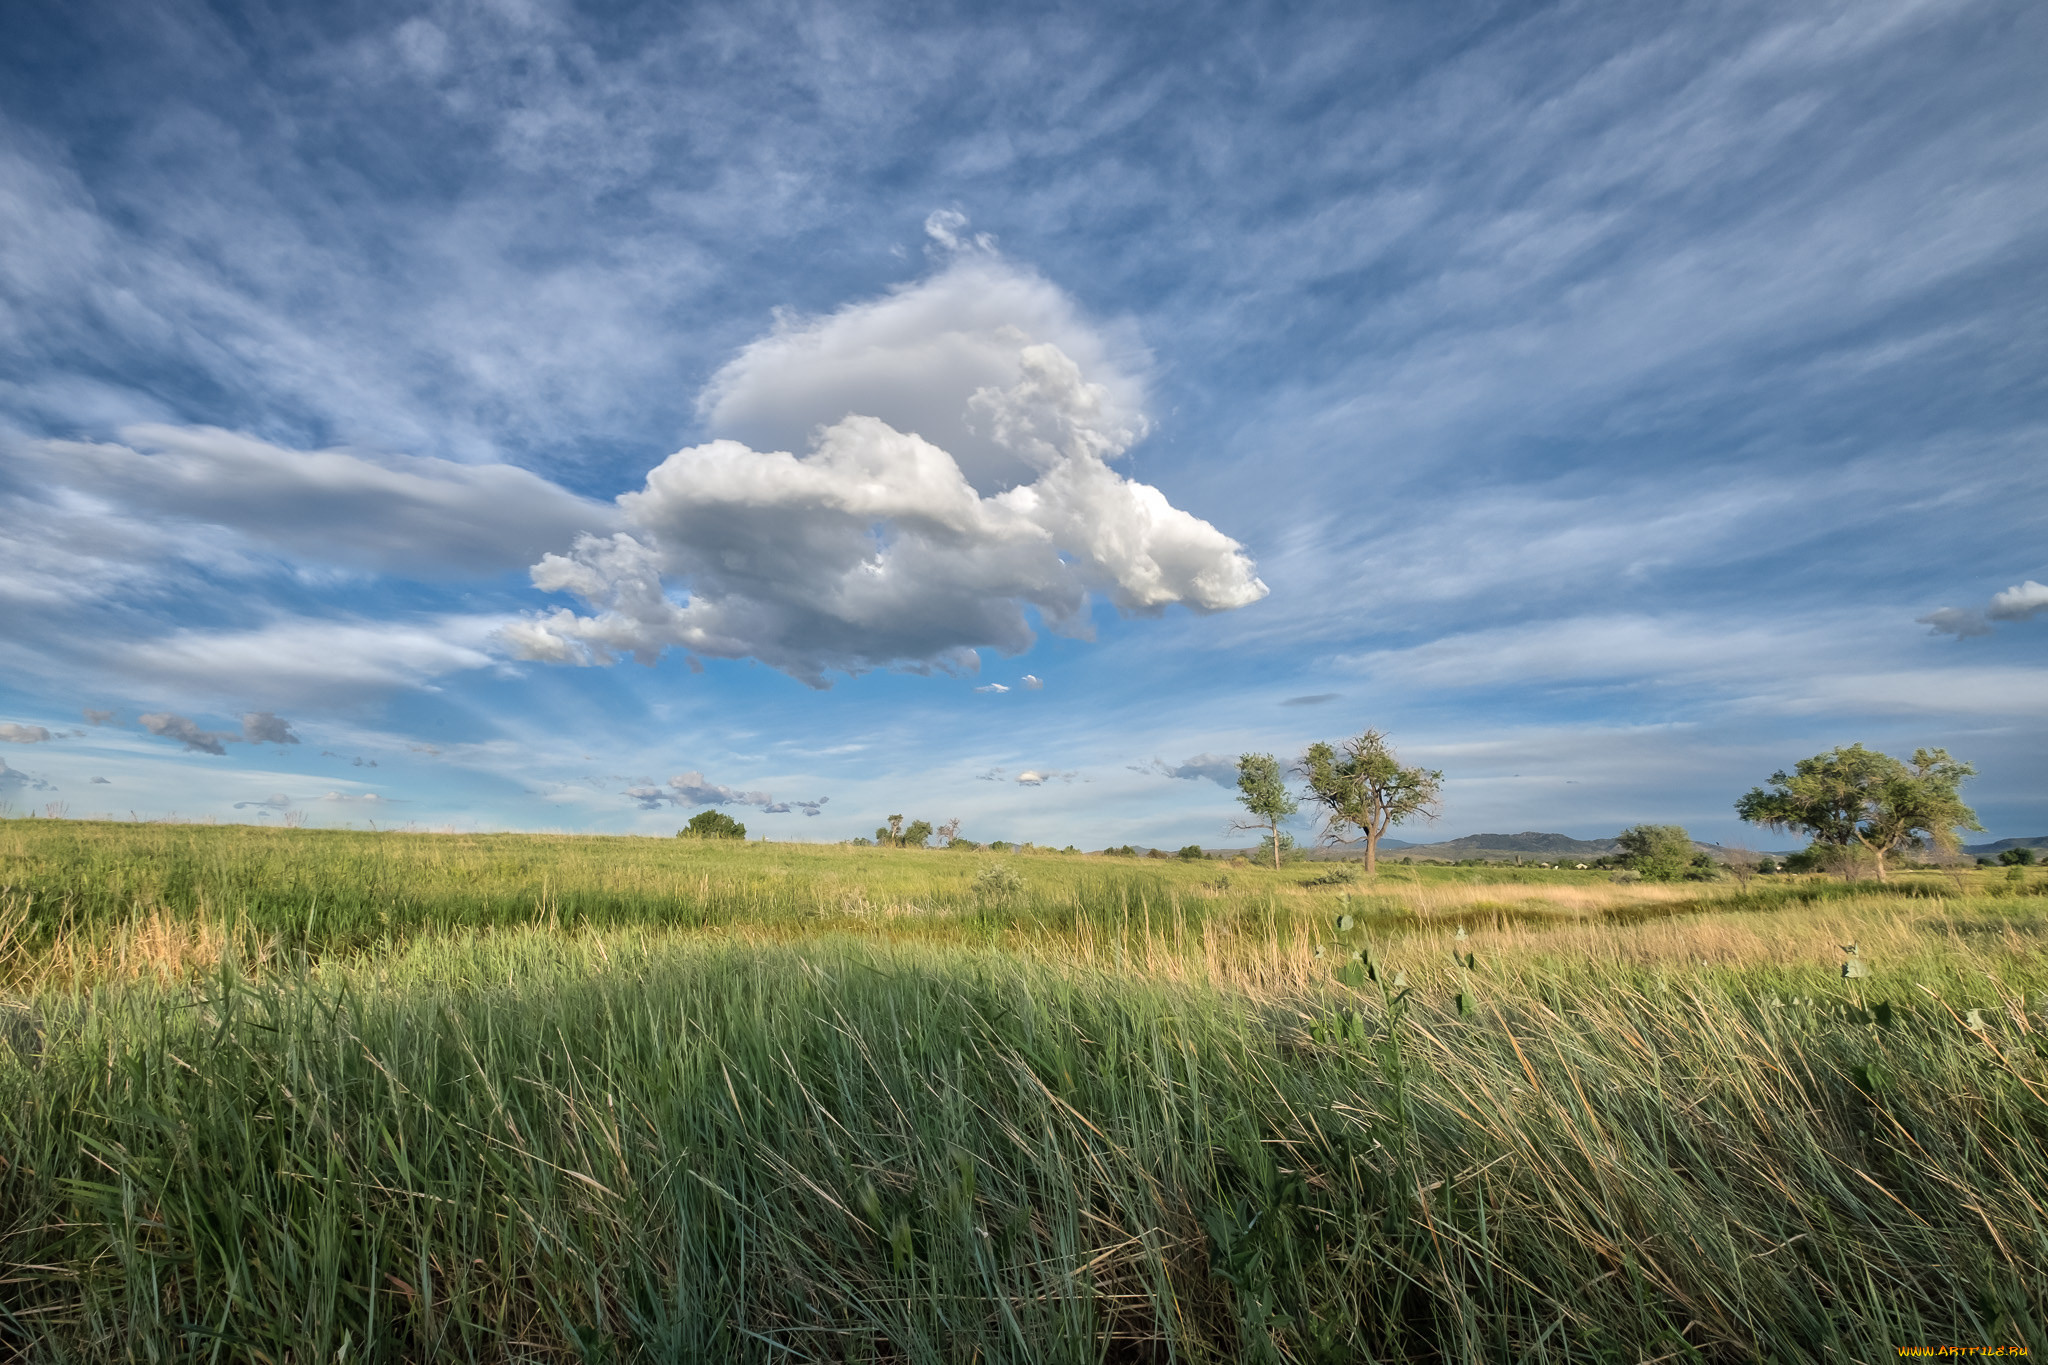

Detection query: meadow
(2, 820), (2044, 1362)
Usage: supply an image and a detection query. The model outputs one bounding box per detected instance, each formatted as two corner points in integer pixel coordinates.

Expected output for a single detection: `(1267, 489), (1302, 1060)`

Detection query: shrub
(972, 861), (1023, 898)
(1177, 845), (1207, 860)
(680, 810), (746, 840)
(1999, 847), (2037, 866)
(1617, 824), (1694, 882)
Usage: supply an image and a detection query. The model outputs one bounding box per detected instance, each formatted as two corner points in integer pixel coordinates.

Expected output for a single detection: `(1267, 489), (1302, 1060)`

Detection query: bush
(1999, 847), (2037, 866)
(680, 810), (747, 840)
(1177, 845), (1207, 860)
(1617, 824), (1694, 882)
(972, 861), (1023, 898)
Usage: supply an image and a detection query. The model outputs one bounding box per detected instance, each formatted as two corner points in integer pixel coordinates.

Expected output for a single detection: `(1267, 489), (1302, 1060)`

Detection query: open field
(4, 821), (2046, 1361)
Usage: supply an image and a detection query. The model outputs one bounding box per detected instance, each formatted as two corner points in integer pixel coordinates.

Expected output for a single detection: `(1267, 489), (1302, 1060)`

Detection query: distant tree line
(669, 734), (1997, 883)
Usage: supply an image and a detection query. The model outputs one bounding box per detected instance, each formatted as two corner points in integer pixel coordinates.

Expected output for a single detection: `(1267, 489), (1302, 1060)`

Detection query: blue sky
(2, 0), (2044, 847)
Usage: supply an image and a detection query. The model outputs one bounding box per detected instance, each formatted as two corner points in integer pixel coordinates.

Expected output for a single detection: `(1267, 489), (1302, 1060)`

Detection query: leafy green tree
(871, 814), (932, 848)
(1736, 745), (1980, 882)
(1999, 847), (2037, 866)
(1298, 729), (1444, 874)
(1616, 825), (1694, 882)
(1233, 753), (1298, 870)
(1177, 844), (1207, 860)
(681, 809), (747, 840)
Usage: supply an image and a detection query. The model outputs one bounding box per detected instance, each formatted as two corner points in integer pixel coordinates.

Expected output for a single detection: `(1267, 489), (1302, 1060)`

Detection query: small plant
(1304, 865), (1356, 887)
(973, 861), (1023, 898)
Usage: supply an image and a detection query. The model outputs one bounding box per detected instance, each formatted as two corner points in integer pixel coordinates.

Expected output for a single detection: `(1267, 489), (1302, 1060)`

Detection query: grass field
(3, 820), (2045, 1361)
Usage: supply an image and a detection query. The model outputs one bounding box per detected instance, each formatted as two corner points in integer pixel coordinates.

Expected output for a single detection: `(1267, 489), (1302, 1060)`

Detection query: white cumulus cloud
(506, 246), (1267, 686)
(0, 724), (53, 743)
(1989, 580), (2048, 622)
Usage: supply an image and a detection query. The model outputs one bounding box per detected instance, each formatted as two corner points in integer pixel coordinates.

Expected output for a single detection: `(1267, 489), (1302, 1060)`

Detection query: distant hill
(1184, 830), (2048, 865)
(1200, 832), (1625, 863)
(1965, 836), (2048, 856)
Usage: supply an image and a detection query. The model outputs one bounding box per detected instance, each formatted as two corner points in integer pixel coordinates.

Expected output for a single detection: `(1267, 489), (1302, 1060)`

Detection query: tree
(1721, 845), (1762, 889)
(1736, 745), (1980, 882)
(681, 809), (747, 839)
(901, 819), (933, 849)
(876, 814), (904, 845)
(1232, 753), (1298, 870)
(1177, 844), (1207, 860)
(1297, 729), (1444, 874)
(2000, 847), (2037, 866)
(1617, 824), (1693, 882)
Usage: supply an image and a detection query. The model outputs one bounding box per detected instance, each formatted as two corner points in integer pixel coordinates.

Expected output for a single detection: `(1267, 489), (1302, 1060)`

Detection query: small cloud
(321, 791), (399, 803)
(0, 758), (53, 794)
(82, 709), (117, 726)
(1138, 753), (1240, 788)
(0, 723), (53, 744)
(974, 683), (1011, 694)
(138, 712), (239, 755)
(977, 768), (1007, 782)
(1020, 674), (1043, 690)
(1988, 579), (2048, 622)
(923, 208), (995, 256)
(233, 793), (294, 813)
(1016, 769), (1077, 786)
(91, 776), (111, 783)
(406, 743), (441, 756)
(1282, 692), (1340, 707)
(1922, 579), (2048, 638)
(1918, 607), (1992, 638)
(624, 769), (820, 813)
(351, 756), (379, 768)
(241, 712), (300, 745)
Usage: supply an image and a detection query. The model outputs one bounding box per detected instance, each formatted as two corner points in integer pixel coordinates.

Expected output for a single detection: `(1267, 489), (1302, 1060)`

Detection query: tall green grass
(2, 822), (2044, 1361)
(5, 924), (2045, 1361)
(4, 820), (2027, 981)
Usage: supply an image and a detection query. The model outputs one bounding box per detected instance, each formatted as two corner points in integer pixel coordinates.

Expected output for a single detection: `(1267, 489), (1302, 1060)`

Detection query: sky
(1, 0), (2044, 848)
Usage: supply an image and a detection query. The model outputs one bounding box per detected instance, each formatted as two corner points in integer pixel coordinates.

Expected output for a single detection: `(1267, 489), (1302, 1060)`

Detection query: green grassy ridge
(4, 932), (2045, 1362)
